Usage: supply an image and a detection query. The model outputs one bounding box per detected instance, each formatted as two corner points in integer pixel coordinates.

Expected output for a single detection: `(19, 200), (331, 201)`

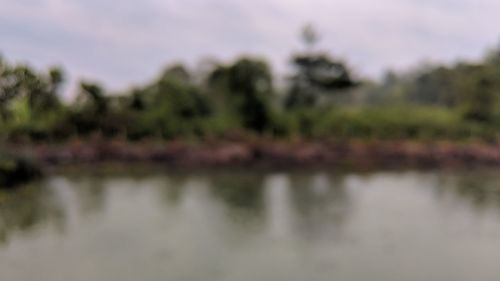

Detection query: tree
(207, 57), (274, 132)
(407, 66), (455, 106)
(285, 25), (357, 109)
(124, 63), (212, 139)
(455, 65), (498, 123)
(302, 23), (320, 50)
(48, 67), (65, 94)
(0, 60), (64, 122)
(78, 82), (108, 115)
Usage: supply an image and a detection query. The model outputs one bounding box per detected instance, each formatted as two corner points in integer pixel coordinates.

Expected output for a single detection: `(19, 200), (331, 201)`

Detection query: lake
(1, 168), (500, 281)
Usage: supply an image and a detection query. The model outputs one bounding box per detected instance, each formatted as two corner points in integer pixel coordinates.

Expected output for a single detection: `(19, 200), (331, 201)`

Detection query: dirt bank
(7, 139), (500, 169)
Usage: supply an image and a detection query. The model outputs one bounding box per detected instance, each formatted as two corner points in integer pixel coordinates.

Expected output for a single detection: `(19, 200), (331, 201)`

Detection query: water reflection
(209, 172), (266, 220)
(265, 175), (294, 239)
(1, 169), (500, 281)
(420, 170), (500, 222)
(2, 170), (500, 245)
(450, 171), (500, 211)
(0, 180), (65, 244)
(289, 173), (352, 241)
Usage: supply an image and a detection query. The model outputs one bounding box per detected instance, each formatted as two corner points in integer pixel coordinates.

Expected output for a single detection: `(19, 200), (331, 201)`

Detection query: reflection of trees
(204, 171), (354, 239)
(156, 174), (189, 206)
(53, 175), (111, 220)
(288, 172), (352, 240)
(0, 182), (65, 245)
(209, 172), (266, 217)
(437, 171), (500, 213)
(0, 175), (114, 246)
(73, 178), (107, 216)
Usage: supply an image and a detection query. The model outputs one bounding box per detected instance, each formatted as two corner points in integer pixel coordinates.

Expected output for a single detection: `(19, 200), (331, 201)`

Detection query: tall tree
(78, 82), (108, 115)
(207, 57), (274, 132)
(285, 25), (357, 109)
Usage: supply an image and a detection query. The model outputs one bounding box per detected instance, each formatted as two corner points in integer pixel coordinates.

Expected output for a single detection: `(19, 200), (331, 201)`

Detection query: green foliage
(315, 106), (472, 140)
(285, 54), (357, 109)
(285, 25), (357, 109)
(0, 58), (66, 141)
(77, 82), (108, 115)
(364, 46), (500, 127)
(124, 64), (213, 139)
(207, 57), (274, 132)
(1, 40), (500, 144)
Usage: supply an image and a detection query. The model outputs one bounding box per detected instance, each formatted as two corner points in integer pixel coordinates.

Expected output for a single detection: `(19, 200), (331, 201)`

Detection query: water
(1, 168), (500, 281)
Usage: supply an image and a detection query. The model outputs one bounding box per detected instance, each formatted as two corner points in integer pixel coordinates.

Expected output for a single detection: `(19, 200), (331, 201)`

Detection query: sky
(1, 0), (500, 95)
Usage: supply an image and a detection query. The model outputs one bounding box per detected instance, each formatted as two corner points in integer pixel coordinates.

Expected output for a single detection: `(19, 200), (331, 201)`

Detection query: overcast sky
(1, 0), (500, 94)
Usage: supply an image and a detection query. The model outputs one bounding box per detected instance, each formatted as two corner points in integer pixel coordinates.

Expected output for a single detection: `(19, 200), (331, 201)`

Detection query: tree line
(1, 27), (500, 143)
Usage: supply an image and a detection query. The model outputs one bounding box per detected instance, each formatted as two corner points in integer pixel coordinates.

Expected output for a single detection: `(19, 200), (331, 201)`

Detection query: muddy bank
(8, 139), (500, 169)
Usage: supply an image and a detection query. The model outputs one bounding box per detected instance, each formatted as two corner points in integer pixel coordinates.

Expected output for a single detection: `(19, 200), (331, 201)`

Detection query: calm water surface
(1, 169), (500, 281)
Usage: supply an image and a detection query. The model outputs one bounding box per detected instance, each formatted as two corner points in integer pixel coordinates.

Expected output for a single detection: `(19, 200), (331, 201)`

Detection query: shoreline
(8, 139), (500, 169)
(0, 157), (42, 188)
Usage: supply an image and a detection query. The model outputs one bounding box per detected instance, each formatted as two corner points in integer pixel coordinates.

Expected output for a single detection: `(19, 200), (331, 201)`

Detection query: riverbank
(7, 139), (500, 169)
(0, 157), (42, 188)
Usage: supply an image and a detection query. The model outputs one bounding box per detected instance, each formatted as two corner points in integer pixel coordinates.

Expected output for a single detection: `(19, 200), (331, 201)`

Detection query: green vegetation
(1, 26), (500, 144)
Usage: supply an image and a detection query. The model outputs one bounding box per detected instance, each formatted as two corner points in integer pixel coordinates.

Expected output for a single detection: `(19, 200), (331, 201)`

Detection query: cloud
(0, 0), (499, 93)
